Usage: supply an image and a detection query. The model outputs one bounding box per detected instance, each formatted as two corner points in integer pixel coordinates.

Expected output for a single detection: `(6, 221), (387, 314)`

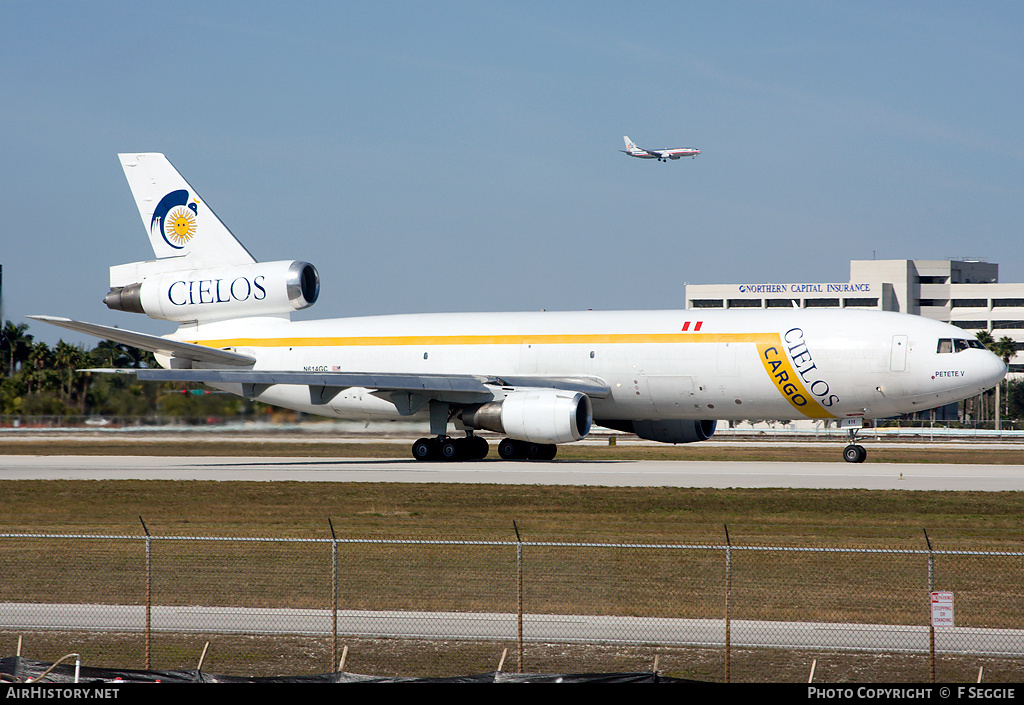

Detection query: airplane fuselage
(173, 308), (1004, 425)
(621, 137), (700, 161)
(627, 148), (701, 160)
(34, 153), (1007, 461)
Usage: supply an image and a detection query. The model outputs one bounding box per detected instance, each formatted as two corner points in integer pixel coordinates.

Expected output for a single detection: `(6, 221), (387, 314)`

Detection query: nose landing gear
(843, 443), (867, 463)
(842, 426), (867, 463)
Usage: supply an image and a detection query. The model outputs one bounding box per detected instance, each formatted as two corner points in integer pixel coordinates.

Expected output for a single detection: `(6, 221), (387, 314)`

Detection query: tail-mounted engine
(104, 260), (320, 322)
(461, 388), (592, 444)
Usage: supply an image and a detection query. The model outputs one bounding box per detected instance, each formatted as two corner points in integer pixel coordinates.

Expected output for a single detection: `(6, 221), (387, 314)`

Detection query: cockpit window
(939, 338), (987, 353)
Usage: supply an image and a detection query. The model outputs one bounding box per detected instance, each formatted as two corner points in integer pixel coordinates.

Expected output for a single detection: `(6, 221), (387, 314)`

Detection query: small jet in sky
(621, 136), (700, 161)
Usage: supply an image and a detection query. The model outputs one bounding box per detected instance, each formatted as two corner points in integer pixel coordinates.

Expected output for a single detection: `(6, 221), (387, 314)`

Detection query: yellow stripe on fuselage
(187, 332), (782, 347)
(186, 331), (834, 418)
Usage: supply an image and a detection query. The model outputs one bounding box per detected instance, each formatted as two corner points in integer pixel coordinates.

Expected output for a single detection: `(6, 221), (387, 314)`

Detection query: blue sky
(2, 1), (1022, 345)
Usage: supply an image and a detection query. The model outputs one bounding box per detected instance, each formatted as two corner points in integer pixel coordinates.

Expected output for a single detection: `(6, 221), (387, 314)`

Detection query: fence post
(925, 529), (935, 683)
(139, 516), (151, 670)
(329, 519), (338, 672)
(514, 520), (523, 674)
(724, 524), (732, 684)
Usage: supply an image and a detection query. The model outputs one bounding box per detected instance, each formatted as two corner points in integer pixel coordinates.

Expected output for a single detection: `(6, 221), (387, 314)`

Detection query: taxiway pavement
(2, 455), (1022, 490)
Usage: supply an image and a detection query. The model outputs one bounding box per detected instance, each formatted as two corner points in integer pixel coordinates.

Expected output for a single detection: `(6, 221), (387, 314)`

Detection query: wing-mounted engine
(461, 388), (592, 444)
(104, 260), (319, 322)
(600, 419), (717, 444)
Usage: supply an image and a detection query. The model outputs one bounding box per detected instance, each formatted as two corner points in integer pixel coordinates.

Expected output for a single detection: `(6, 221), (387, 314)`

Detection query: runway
(2, 455), (1023, 490)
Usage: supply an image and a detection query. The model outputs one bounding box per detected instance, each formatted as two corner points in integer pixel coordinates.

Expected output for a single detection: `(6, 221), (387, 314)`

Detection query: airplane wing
(30, 315), (610, 406)
(27, 315), (256, 366)
(104, 368), (609, 411)
(489, 376), (609, 398)
(129, 368), (609, 400)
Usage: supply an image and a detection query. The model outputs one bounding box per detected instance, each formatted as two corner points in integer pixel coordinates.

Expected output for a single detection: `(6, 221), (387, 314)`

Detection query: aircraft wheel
(440, 438), (461, 461)
(533, 444), (557, 461)
(412, 437), (437, 461)
(469, 436), (489, 460)
(498, 438), (519, 460)
(843, 444), (867, 463)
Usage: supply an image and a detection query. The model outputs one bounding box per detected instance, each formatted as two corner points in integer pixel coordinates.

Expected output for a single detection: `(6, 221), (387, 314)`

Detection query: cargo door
(890, 335), (908, 372)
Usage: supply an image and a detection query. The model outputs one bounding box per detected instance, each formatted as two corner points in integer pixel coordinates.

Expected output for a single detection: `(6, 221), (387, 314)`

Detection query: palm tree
(53, 340), (91, 410)
(974, 331), (996, 424)
(1, 321), (34, 377)
(92, 339), (131, 368)
(974, 330), (1015, 429)
(24, 341), (52, 394)
(91, 340), (156, 369)
(123, 345), (156, 369)
(993, 336), (1018, 422)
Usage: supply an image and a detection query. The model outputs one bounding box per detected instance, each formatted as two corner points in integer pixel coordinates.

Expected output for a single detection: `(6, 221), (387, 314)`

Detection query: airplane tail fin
(106, 154), (319, 324)
(623, 136), (639, 152)
(118, 153), (255, 268)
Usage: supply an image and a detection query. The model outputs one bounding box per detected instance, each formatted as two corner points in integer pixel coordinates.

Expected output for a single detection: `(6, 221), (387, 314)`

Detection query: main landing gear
(412, 434), (489, 461)
(411, 401), (559, 462)
(497, 438), (557, 461)
(410, 434), (558, 461)
(842, 426), (867, 463)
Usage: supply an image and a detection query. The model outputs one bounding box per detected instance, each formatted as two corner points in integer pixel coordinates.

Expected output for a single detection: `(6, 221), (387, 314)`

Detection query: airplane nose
(981, 350), (1008, 389)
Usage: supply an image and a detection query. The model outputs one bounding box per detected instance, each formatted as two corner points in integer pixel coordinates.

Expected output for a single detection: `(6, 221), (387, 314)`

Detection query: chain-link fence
(2, 531), (1023, 682)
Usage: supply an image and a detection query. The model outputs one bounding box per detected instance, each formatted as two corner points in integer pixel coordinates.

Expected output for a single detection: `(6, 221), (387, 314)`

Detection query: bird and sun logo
(150, 189), (200, 249)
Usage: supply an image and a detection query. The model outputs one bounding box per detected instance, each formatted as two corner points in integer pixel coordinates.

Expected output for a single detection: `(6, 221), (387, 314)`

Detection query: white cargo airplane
(621, 136), (700, 161)
(32, 154), (1004, 463)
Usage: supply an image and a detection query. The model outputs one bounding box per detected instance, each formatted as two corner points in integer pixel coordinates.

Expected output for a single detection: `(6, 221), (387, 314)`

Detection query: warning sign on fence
(931, 591), (954, 627)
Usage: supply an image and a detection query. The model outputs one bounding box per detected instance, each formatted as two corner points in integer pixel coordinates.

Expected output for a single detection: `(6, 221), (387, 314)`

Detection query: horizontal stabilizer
(27, 316), (255, 367)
